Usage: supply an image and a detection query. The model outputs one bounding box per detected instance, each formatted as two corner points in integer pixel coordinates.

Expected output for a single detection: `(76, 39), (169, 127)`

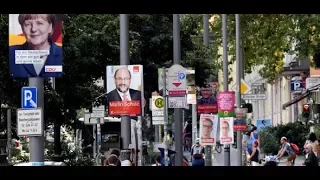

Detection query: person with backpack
(190, 138), (205, 166)
(275, 137), (297, 166)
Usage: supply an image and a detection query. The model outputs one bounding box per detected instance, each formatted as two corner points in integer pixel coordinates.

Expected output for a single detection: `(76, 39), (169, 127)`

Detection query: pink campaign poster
(217, 91), (235, 117)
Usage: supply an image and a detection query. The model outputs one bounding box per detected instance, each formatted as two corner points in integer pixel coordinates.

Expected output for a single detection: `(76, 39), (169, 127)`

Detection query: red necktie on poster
(123, 94), (129, 101)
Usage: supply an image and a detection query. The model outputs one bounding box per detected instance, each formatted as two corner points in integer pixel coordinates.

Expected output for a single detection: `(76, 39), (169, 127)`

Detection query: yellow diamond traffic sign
(231, 79), (251, 94)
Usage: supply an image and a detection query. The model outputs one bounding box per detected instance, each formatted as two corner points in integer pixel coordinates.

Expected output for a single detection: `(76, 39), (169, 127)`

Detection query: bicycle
(215, 141), (222, 153)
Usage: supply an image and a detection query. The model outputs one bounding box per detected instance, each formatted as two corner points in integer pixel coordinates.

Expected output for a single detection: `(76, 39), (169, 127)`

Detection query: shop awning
(282, 83), (320, 110)
(282, 91), (310, 110)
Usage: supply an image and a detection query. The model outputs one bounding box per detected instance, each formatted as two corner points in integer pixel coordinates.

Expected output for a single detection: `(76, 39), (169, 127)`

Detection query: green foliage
(45, 140), (95, 166)
(260, 122), (309, 155)
(209, 14), (320, 82)
(311, 125), (320, 138)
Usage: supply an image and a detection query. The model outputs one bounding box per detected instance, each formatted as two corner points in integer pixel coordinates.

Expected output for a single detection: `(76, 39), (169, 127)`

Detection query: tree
(209, 14), (320, 83)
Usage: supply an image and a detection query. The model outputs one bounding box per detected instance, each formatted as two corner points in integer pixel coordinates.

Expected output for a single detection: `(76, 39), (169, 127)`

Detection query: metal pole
(192, 105), (197, 144)
(93, 125), (96, 158)
(222, 14), (231, 166)
(155, 125), (159, 142)
(235, 14), (242, 166)
(159, 125), (162, 142)
(203, 14), (212, 166)
(97, 123), (101, 154)
(120, 14), (131, 149)
(173, 14), (183, 166)
(240, 18), (247, 167)
(7, 109), (12, 164)
(28, 77), (44, 165)
(163, 67), (168, 166)
(271, 83), (274, 125)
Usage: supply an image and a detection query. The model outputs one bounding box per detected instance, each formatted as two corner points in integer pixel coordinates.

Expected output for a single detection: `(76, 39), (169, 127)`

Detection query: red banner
(197, 104), (218, 114)
(108, 100), (141, 116)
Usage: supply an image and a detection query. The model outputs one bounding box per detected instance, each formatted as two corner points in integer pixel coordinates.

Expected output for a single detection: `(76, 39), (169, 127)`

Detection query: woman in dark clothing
(249, 140), (260, 166)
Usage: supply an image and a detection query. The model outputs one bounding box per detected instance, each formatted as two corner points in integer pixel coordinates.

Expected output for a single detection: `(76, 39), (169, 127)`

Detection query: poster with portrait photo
(219, 117), (234, 145)
(106, 65), (143, 116)
(9, 14), (63, 78)
(199, 114), (218, 145)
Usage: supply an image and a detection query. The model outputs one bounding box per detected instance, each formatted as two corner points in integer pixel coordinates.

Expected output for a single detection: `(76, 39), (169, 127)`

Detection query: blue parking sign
(21, 87), (37, 109)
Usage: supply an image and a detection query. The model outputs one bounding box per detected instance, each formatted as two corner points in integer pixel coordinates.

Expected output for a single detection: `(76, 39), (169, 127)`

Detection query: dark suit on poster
(107, 88), (142, 102)
(107, 88), (142, 117)
(9, 41), (62, 78)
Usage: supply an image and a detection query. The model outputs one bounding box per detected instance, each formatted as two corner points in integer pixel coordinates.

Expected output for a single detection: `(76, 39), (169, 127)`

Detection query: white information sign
(241, 94), (266, 100)
(168, 96), (186, 108)
(91, 105), (105, 118)
(306, 77), (320, 91)
(167, 64), (187, 96)
(17, 108), (43, 136)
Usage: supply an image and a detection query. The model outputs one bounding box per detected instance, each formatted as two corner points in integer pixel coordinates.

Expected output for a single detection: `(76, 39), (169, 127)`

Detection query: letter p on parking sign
(21, 87), (37, 109)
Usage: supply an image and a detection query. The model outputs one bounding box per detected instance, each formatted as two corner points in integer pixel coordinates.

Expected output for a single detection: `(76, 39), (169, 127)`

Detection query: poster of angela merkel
(9, 14), (63, 78)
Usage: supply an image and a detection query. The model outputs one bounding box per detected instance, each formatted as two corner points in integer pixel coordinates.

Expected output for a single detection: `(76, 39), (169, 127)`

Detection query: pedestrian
(302, 144), (319, 166)
(105, 154), (119, 166)
(152, 155), (161, 166)
(304, 133), (319, 157)
(248, 140), (261, 166)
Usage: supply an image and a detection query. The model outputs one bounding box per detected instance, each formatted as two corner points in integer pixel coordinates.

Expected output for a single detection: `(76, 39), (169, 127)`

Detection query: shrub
(260, 121), (309, 155)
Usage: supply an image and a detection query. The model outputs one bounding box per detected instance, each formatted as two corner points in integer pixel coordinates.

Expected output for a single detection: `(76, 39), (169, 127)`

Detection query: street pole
(93, 125), (97, 158)
(120, 14), (131, 150)
(138, 74), (144, 166)
(203, 14), (212, 166)
(222, 14), (231, 166)
(240, 19), (247, 167)
(192, 104), (197, 144)
(155, 125), (159, 142)
(163, 67), (168, 166)
(235, 14), (242, 166)
(28, 77), (45, 166)
(271, 83), (274, 125)
(173, 14), (183, 166)
(7, 109), (11, 164)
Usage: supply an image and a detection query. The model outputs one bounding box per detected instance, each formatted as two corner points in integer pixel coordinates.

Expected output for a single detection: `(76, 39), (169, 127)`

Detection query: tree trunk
(54, 119), (61, 155)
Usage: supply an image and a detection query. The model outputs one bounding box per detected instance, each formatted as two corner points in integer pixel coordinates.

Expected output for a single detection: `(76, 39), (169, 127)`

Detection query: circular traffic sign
(154, 98), (164, 108)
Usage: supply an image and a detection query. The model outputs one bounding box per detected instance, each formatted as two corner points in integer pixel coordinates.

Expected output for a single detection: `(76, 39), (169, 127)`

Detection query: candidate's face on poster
(114, 67), (131, 93)
(20, 14), (54, 49)
(200, 88), (212, 98)
(221, 121), (229, 137)
(202, 118), (213, 138)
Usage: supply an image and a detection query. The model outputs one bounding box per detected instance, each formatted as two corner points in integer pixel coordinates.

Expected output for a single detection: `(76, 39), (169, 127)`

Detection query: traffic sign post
(21, 87), (37, 109)
(168, 64), (187, 109)
(168, 64), (186, 96)
(27, 78), (45, 166)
